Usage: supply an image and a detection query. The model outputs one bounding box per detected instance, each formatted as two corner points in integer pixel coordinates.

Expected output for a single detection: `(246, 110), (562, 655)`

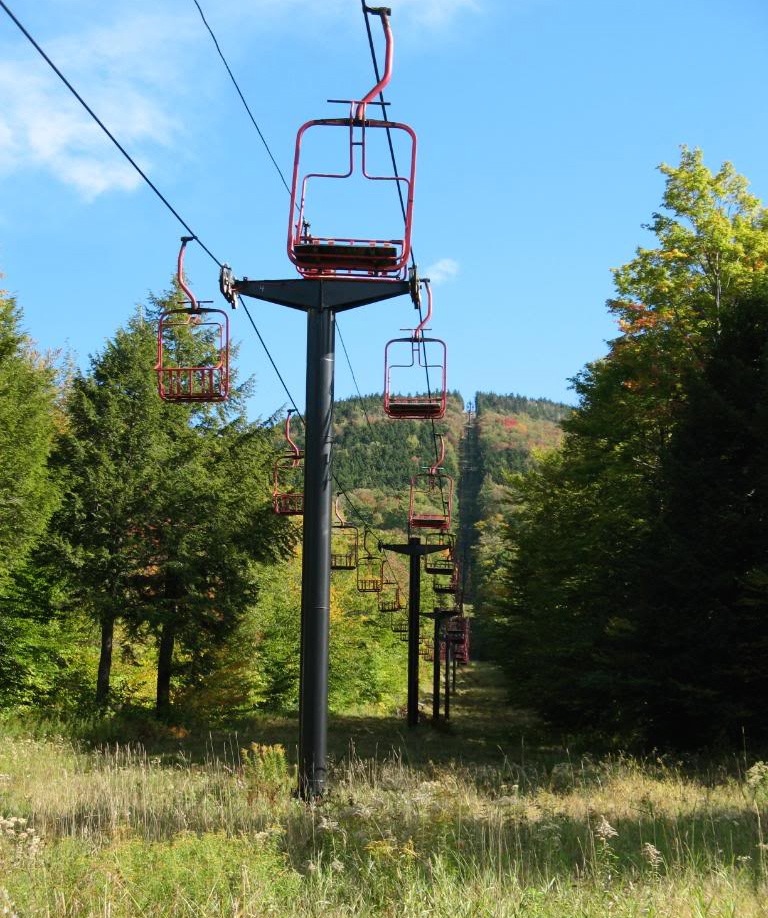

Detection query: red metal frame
(446, 616), (470, 664)
(408, 436), (453, 532)
(331, 497), (359, 570)
(357, 530), (384, 593)
(378, 576), (404, 613)
(433, 561), (460, 595)
(273, 410), (304, 515)
(424, 532), (455, 575)
(286, 10), (416, 280)
(384, 281), (447, 419)
(156, 238), (229, 402)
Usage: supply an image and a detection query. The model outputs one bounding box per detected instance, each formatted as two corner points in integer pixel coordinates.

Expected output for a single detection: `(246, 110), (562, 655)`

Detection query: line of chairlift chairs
(153, 7), (468, 664)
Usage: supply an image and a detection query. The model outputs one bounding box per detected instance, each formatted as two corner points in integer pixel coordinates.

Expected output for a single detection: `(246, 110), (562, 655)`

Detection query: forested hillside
(331, 392), (464, 532)
(488, 148), (768, 750)
(462, 393), (570, 613)
(3, 148), (768, 761)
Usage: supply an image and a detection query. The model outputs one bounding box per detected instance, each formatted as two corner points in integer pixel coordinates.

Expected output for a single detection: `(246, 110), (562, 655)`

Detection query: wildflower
(330, 858), (344, 873)
(642, 842), (663, 870)
(595, 816), (618, 841)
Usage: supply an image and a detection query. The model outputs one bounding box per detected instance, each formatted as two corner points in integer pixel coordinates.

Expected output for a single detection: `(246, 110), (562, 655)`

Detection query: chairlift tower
(218, 7), (420, 799)
(226, 275), (409, 797)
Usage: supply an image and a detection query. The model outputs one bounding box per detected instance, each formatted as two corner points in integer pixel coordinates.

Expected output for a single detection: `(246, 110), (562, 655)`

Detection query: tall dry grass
(1, 727), (768, 916)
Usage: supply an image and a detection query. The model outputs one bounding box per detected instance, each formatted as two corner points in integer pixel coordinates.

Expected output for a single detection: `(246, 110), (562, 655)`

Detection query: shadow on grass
(52, 662), (546, 770)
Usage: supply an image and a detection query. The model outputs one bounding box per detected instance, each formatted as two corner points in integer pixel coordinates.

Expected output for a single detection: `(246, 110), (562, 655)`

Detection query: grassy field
(1, 663), (767, 916)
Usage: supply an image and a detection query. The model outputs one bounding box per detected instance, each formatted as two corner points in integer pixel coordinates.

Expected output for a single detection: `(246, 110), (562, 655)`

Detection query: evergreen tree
(0, 284), (59, 706)
(52, 293), (295, 713)
(495, 150), (768, 747)
(638, 292), (768, 745)
(0, 285), (58, 589)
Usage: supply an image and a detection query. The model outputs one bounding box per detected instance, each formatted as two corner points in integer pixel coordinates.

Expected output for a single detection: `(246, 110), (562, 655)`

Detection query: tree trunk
(156, 616), (176, 717)
(96, 614), (114, 707)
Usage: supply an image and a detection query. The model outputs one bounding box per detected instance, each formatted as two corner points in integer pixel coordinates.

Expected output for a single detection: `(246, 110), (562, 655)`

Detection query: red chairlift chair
(391, 616), (409, 636)
(384, 280), (447, 420)
(357, 531), (384, 593)
(433, 561), (460, 595)
(378, 577), (404, 613)
(286, 8), (416, 280)
(156, 237), (230, 402)
(331, 497), (359, 570)
(408, 436), (454, 532)
(273, 410), (304, 515)
(424, 532), (455, 575)
(447, 616), (470, 664)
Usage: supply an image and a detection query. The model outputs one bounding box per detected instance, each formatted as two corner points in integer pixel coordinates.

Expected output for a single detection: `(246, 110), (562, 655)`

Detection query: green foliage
(493, 149), (768, 748)
(48, 295), (296, 715)
(240, 742), (295, 802)
(0, 285), (62, 707)
(0, 558), (93, 709)
(468, 394), (569, 625)
(0, 287), (58, 589)
(332, 392), (463, 496)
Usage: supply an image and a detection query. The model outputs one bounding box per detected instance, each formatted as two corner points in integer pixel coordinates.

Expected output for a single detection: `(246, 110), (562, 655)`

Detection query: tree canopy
(492, 149), (768, 748)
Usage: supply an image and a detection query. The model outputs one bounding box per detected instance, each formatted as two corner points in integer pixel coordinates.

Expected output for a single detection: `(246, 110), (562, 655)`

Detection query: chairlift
(433, 561), (460, 595)
(273, 410), (304, 515)
(424, 532), (455, 575)
(156, 237), (230, 402)
(378, 576), (404, 613)
(408, 436), (454, 532)
(331, 497), (359, 570)
(286, 8), (416, 279)
(391, 615), (409, 636)
(384, 279), (447, 419)
(446, 616), (470, 664)
(357, 530), (384, 593)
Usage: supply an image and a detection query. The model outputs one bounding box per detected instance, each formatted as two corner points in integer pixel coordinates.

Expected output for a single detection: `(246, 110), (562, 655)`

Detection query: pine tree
(51, 293), (296, 713)
(0, 285), (58, 589)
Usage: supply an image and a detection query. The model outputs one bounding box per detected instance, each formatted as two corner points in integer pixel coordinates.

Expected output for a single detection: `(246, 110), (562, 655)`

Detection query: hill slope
(325, 391), (571, 604)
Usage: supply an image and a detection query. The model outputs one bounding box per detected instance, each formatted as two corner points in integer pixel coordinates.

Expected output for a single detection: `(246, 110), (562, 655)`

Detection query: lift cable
(1, 0), (407, 592)
(336, 325), (375, 432)
(191, 0), (293, 199)
(0, 0), (224, 269)
(361, 2), (443, 473)
(0, 0), (299, 405)
(191, 0), (378, 434)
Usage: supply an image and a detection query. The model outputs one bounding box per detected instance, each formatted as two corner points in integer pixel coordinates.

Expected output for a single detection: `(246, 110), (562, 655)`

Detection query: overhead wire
(0, 0), (303, 423)
(0, 0), (219, 266)
(191, 0), (294, 199)
(360, 2), (449, 512)
(1, 0), (411, 596)
(189, 0), (400, 574)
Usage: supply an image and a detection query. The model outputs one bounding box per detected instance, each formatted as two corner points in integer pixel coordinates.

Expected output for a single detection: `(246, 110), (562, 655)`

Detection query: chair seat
(385, 397), (445, 419)
(294, 241), (399, 272)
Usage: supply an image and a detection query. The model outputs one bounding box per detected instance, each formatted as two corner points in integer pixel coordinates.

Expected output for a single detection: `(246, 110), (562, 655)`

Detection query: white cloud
(0, 0), (481, 198)
(425, 258), (459, 284)
(0, 9), (187, 198)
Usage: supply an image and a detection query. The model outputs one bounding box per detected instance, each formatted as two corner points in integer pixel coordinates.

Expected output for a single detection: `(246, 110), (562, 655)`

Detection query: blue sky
(1, 0), (766, 418)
